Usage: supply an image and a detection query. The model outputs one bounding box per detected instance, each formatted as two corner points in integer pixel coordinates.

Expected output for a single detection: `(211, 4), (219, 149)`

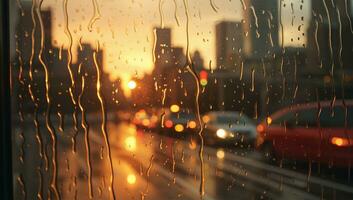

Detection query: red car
(256, 100), (353, 167)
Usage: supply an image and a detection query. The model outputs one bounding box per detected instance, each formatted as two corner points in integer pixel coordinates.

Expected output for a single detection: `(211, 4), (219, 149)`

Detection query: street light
(127, 80), (137, 90)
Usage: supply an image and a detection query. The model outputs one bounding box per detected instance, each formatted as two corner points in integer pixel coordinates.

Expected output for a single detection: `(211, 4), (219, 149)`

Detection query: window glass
(9, 0), (353, 199)
(297, 108), (317, 127)
(320, 106), (353, 128)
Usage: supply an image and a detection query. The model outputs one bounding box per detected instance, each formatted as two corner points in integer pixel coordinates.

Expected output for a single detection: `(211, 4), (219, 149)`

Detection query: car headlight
(216, 129), (227, 139)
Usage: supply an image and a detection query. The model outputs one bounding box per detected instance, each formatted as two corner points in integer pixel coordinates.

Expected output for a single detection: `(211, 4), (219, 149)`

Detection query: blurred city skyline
(17, 0), (312, 84)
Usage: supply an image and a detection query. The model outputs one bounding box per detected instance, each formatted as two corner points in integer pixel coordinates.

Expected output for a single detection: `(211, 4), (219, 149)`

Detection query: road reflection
(15, 119), (353, 200)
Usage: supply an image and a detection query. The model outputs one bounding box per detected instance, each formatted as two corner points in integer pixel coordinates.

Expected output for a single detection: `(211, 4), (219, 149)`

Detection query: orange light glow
(216, 149), (225, 159)
(127, 174), (136, 185)
(189, 140), (197, 150)
(142, 119), (150, 126)
(174, 124), (184, 132)
(257, 124), (265, 133)
(331, 137), (352, 147)
(124, 136), (137, 151)
(266, 117), (272, 125)
(165, 120), (173, 128)
(127, 80), (137, 89)
(188, 120), (197, 129)
(202, 115), (210, 123)
(170, 104), (180, 113)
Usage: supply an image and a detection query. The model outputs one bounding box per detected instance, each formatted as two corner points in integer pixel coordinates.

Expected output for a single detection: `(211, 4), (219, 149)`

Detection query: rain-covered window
(5, 0), (353, 199)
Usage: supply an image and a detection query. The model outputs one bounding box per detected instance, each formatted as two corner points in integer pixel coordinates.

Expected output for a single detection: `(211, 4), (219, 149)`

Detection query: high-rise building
(77, 43), (103, 72)
(154, 27), (172, 71)
(16, 2), (52, 64)
(306, 0), (353, 75)
(215, 21), (244, 70)
(242, 0), (279, 60)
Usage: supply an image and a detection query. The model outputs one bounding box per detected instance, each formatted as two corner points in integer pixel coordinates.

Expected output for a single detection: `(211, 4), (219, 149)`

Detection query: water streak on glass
(57, 112), (64, 132)
(279, 0), (284, 50)
(37, 168), (43, 200)
(36, 1), (60, 198)
(78, 36), (83, 51)
(239, 62), (243, 81)
(16, 0), (25, 16)
(15, 48), (25, 86)
(172, 0), (180, 26)
(63, 0), (76, 105)
(158, 0), (165, 28)
(72, 112), (79, 152)
(17, 174), (26, 199)
(307, 161), (312, 192)
(254, 102), (258, 119)
(345, 0), (353, 34)
(160, 111), (165, 128)
(266, 16), (274, 47)
(28, 1), (46, 174)
(261, 59), (266, 77)
(321, 0), (334, 75)
(63, 0), (79, 153)
(93, 45), (116, 200)
(159, 138), (163, 150)
(240, 0), (246, 10)
(182, 0), (205, 197)
(336, 8), (343, 69)
(171, 142), (176, 173)
(313, 19), (321, 67)
(152, 29), (157, 64)
(88, 0), (101, 32)
(209, 0), (218, 13)
(19, 131), (25, 164)
(249, 6), (260, 38)
(77, 75), (93, 199)
(293, 84), (298, 99)
(146, 155), (154, 178)
(279, 0), (286, 102)
(162, 88), (167, 105)
(250, 67), (255, 92)
(15, 47), (25, 126)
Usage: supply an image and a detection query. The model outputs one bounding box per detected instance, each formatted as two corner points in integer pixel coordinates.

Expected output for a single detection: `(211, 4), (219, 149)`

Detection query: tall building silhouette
(16, 2), (52, 66)
(154, 27), (172, 72)
(242, 0), (279, 60)
(306, 0), (353, 75)
(215, 21), (243, 70)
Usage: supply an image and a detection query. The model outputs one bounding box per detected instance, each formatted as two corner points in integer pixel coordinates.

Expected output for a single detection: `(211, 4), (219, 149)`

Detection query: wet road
(13, 117), (353, 200)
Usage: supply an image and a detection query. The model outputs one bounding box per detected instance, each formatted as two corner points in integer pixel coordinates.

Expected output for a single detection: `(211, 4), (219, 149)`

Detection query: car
(255, 100), (353, 167)
(202, 111), (257, 146)
(160, 109), (198, 137)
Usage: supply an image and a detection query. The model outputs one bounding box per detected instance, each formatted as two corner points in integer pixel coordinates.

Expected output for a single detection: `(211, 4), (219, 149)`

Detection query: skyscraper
(154, 27), (172, 71)
(242, 0), (279, 60)
(16, 2), (52, 64)
(306, 0), (353, 75)
(215, 21), (244, 70)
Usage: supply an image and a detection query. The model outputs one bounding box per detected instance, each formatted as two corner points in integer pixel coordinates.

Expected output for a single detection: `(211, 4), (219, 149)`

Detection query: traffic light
(199, 70), (208, 86)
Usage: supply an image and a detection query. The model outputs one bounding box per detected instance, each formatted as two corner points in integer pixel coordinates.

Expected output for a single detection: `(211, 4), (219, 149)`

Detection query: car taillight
(256, 124), (265, 133)
(331, 137), (353, 147)
(165, 120), (173, 128)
